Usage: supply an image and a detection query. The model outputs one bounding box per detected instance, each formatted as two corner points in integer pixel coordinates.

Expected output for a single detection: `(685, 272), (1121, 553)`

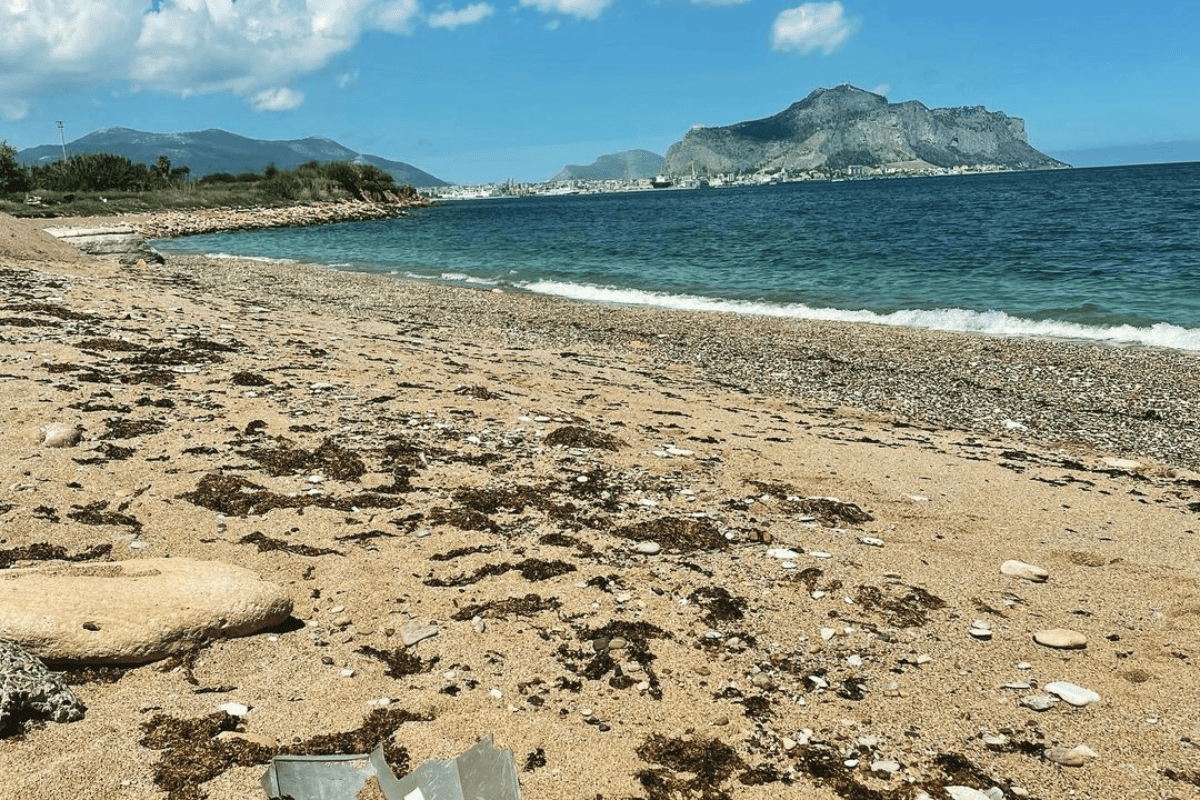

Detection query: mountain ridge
(663, 85), (1067, 177)
(551, 150), (664, 182)
(16, 128), (448, 187)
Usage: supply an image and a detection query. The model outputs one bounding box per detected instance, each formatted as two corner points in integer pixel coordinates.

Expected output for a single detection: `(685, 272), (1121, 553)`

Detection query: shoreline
(3, 239), (1200, 799)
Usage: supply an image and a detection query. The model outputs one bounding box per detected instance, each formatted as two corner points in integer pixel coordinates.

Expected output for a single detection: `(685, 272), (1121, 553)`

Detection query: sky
(2, 0), (1199, 184)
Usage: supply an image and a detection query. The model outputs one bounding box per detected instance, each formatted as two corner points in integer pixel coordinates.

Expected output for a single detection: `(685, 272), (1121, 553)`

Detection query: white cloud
(252, 87), (305, 112)
(771, 2), (857, 54)
(429, 2), (494, 29)
(519, 0), (611, 21)
(0, 0), (434, 114)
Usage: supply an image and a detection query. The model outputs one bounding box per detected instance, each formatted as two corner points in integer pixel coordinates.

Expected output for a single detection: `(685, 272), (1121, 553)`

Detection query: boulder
(0, 558), (292, 665)
(42, 225), (164, 266)
(1, 637), (85, 735)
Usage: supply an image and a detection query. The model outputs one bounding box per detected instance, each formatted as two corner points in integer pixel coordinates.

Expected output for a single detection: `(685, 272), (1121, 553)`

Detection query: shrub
(0, 141), (30, 193)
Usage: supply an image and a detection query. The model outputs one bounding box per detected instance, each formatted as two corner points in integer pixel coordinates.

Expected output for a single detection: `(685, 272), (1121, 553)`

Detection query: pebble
(1044, 744), (1096, 767)
(1000, 559), (1049, 582)
(968, 620), (993, 640)
(871, 760), (901, 773)
(339, 669), (355, 678)
(400, 621), (439, 646)
(766, 548), (801, 559)
(1034, 628), (1088, 649)
(40, 423), (83, 448)
(1020, 695), (1058, 712)
(218, 702), (249, 717)
(810, 551), (832, 560)
(945, 787), (991, 800)
(634, 541), (661, 555)
(1046, 681), (1100, 707)
(859, 537), (884, 547)
(608, 637), (628, 650)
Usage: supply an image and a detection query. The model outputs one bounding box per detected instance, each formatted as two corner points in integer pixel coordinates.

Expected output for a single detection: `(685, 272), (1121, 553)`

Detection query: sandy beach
(3, 213), (1200, 800)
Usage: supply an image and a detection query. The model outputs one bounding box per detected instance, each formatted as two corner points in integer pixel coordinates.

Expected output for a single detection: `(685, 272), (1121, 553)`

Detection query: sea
(155, 162), (1200, 352)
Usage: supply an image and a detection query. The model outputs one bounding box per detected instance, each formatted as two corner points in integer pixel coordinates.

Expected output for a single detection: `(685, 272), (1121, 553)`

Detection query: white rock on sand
(999, 559), (1049, 582)
(0, 559), (292, 664)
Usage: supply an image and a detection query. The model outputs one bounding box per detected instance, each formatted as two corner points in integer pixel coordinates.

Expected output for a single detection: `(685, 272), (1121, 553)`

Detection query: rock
(1033, 628), (1088, 649)
(0, 559), (292, 665)
(1044, 744), (1096, 766)
(42, 225), (164, 266)
(945, 787), (991, 800)
(1045, 681), (1100, 707)
(634, 541), (661, 555)
(39, 423), (84, 448)
(400, 621), (439, 647)
(1020, 694), (1058, 712)
(0, 637), (86, 733)
(871, 759), (901, 773)
(1000, 560), (1049, 582)
(218, 702), (249, 717)
(1102, 457), (1142, 470)
(766, 548), (801, 559)
(859, 537), (885, 547)
(969, 620), (993, 640)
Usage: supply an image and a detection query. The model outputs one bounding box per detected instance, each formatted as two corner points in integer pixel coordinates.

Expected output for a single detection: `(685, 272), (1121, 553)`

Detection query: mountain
(16, 128), (447, 187)
(551, 150), (664, 182)
(663, 85), (1067, 177)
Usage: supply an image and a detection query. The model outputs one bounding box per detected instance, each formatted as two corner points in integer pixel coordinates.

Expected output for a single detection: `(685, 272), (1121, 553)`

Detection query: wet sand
(3, 221), (1200, 799)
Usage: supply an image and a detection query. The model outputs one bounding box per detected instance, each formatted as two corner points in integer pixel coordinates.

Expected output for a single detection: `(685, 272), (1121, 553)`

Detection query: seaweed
(102, 417), (167, 439)
(77, 337), (145, 352)
(611, 517), (727, 552)
(429, 506), (499, 533)
(139, 712), (274, 800)
(179, 473), (406, 518)
(523, 748), (547, 771)
(280, 707), (432, 770)
(428, 544), (500, 562)
(238, 532), (342, 557)
(231, 371), (272, 387)
(543, 426), (626, 451)
(453, 385), (499, 400)
(452, 485), (546, 514)
(688, 586), (747, 626)
(785, 497), (874, 526)
(423, 558), (576, 587)
(635, 735), (747, 800)
(854, 584), (947, 628)
(244, 438), (366, 481)
(67, 501), (142, 531)
(356, 646), (433, 678)
(450, 593), (563, 620)
(0, 542), (111, 569)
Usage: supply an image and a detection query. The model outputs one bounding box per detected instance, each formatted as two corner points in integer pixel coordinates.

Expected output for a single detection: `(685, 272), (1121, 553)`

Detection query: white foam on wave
(203, 252), (298, 264)
(438, 271), (500, 286)
(520, 280), (1200, 352)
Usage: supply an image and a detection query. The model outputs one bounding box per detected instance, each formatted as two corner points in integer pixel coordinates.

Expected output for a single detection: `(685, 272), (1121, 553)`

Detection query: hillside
(664, 85), (1067, 177)
(17, 128), (448, 187)
(551, 150), (664, 182)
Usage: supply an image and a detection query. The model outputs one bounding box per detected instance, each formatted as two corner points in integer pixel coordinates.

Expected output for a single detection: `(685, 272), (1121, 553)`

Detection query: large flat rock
(0, 559), (292, 665)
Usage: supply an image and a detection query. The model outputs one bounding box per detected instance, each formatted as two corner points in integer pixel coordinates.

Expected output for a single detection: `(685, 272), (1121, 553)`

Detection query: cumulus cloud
(519, 0), (612, 21)
(429, 2), (494, 29)
(0, 0), (432, 116)
(771, 2), (857, 54)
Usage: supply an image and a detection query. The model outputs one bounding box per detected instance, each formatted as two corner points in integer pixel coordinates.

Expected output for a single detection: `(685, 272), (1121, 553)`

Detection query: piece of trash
(262, 735), (520, 800)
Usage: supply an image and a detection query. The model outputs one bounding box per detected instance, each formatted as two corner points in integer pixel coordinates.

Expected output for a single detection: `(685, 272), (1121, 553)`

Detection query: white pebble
(1046, 681), (1100, 707)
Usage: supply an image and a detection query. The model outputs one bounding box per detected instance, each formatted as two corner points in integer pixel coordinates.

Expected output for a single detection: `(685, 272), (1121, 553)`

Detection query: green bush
(0, 141), (30, 193)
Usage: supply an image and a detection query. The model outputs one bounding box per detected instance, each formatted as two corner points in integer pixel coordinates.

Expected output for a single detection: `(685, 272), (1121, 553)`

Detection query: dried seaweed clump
(636, 735), (747, 800)
(611, 517), (727, 552)
(452, 485), (546, 514)
(238, 532), (342, 557)
(231, 371), (273, 387)
(543, 425), (626, 451)
(67, 501), (142, 531)
(785, 497), (873, 526)
(357, 646), (433, 678)
(102, 417), (167, 440)
(77, 337), (145, 352)
(424, 558), (576, 587)
(855, 584), (947, 628)
(245, 438), (366, 481)
(429, 506), (500, 533)
(281, 707), (434, 775)
(0, 542), (111, 570)
(450, 593), (563, 621)
(139, 711), (275, 800)
(688, 586), (746, 626)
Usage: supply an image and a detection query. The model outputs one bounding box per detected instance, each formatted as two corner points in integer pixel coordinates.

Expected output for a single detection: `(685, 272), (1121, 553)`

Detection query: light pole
(56, 121), (67, 162)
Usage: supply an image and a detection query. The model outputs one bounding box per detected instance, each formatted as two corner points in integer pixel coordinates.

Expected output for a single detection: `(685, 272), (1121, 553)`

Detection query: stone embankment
(132, 196), (430, 240)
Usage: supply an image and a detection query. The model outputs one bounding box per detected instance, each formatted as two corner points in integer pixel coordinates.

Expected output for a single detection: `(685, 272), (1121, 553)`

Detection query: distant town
(428, 162), (1032, 200)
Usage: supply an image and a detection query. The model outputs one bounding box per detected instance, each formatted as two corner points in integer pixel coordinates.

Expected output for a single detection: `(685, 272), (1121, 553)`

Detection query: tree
(0, 140), (30, 193)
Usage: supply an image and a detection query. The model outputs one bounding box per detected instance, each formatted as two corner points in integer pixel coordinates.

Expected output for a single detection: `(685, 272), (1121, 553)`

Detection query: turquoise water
(156, 162), (1200, 350)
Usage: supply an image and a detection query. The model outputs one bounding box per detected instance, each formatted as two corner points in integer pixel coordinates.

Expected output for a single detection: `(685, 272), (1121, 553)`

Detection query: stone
(1034, 628), (1088, 649)
(400, 621), (439, 646)
(218, 702), (249, 717)
(871, 760), (901, 773)
(1001, 560), (1049, 582)
(634, 541), (661, 555)
(945, 787), (990, 800)
(1020, 694), (1058, 712)
(766, 548), (801, 559)
(1046, 681), (1100, 707)
(1044, 744), (1096, 766)
(0, 559), (292, 665)
(39, 423), (84, 448)
(859, 537), (885, 547)
(1, 637), (86, 732)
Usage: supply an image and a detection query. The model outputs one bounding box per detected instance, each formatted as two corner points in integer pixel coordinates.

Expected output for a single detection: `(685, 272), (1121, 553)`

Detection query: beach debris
(261, 735), (520, 800)
(0, 637), (86, 735)
(1033, 628), (1088, 649)
(1044, 743), (1097, 767)
(1000, 559), (1049, 582)
(1046, 681), (1100, 707)
(39, 422), (84, 448)
(1020, 695), (1058, 712)
(968, 620), (993, 640)
(0, 559), (292, 664)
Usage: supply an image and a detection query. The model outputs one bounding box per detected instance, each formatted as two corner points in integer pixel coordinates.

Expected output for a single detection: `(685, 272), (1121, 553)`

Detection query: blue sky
(2, 0), (1198, 184)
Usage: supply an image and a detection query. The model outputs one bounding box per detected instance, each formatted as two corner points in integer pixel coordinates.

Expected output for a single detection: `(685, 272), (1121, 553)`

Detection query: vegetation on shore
(0, 141), (421, 218)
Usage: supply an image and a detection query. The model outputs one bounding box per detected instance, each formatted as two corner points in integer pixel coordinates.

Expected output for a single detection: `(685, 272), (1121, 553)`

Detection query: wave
(203, 252), (298, 264)
(519, 280), (1200, 352)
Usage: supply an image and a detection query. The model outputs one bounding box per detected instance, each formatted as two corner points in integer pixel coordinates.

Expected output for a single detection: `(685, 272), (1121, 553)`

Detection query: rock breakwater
(132, 197), (430, 240)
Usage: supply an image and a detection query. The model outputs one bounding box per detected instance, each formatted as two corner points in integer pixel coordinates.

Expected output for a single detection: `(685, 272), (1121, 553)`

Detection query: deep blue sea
(156, 162), (1200, 351)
